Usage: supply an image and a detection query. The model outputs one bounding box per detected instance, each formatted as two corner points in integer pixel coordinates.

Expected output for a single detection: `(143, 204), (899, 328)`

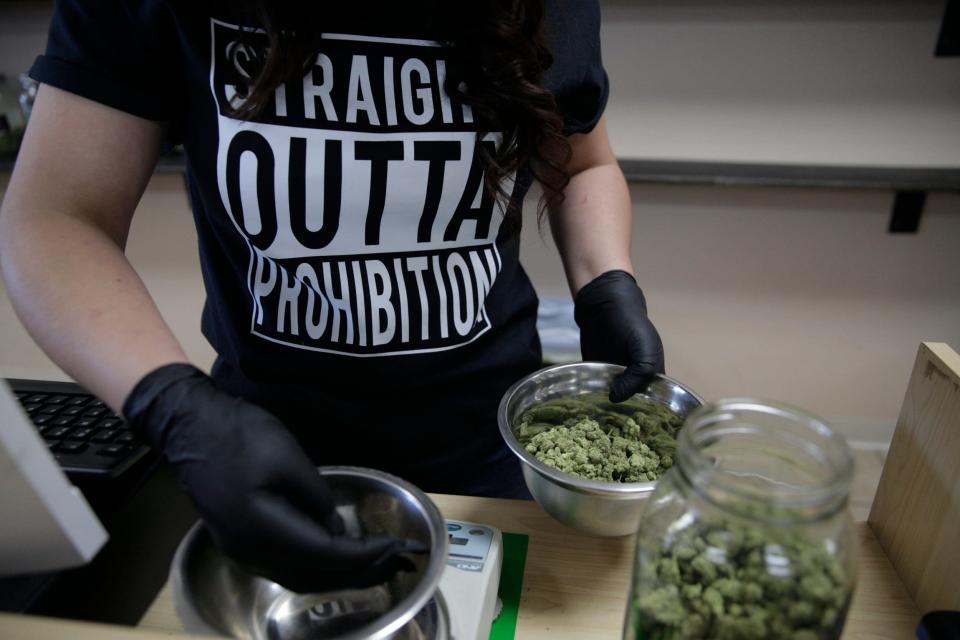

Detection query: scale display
(439, 519), (502, 640)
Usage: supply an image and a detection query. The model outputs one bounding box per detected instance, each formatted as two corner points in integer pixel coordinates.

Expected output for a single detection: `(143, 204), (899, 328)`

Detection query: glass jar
(623, 399), (857, 640)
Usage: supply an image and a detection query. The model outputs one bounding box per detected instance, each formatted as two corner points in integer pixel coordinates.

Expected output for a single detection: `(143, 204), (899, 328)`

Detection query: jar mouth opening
(677, 399), (855, 515)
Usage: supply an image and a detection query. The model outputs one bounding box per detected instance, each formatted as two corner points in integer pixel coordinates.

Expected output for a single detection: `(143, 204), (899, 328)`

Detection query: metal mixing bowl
(498, 362), (704, 537)
(170, 466), (449, 640)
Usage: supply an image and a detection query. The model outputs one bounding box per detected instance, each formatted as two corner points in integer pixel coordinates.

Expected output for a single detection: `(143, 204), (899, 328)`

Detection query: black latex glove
(123, 363), (422, 593)
(574, 270), (665, 403)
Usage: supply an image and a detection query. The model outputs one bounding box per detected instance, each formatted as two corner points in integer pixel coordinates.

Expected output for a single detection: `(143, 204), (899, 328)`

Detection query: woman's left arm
(548, 116), (633, 294)
(548, 115), (665, 401)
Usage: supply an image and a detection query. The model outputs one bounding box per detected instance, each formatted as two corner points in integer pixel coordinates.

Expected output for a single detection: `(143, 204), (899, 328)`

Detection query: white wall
(521, 186), (960, 443)
(4, 1), (958, 167)
(600, 0), (960, 166)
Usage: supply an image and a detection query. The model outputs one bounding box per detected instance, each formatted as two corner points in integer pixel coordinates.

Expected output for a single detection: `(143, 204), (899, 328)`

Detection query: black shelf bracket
(888, 190), (927, 234)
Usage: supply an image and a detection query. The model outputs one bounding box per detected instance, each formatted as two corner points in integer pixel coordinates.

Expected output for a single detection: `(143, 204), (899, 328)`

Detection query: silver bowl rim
(497, 362), (705, 497)
(170, 465), (449, 640)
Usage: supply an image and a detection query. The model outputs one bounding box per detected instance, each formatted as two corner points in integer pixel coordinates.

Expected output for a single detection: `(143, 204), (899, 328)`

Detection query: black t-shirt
(30, 0), (608, 474)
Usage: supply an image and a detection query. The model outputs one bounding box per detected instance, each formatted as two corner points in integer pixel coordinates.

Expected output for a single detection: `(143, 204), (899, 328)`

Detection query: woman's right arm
(0, 85), (421, 591)
(0, 84), (190, 412)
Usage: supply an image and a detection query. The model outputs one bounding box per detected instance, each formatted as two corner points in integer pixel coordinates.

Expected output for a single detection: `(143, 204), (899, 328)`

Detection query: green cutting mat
(489, 532), (529, 640)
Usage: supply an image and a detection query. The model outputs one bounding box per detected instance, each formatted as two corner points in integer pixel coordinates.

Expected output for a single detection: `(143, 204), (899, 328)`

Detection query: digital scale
(438, 520), (503, 640)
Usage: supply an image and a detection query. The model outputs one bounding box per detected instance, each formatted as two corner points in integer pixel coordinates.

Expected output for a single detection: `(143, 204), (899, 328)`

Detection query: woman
(0, 1), (663, 592)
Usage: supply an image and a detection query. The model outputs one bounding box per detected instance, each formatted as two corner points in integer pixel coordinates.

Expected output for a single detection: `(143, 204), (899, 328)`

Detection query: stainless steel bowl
(498, 362), (704, 537)
(170, 466), (449, 640)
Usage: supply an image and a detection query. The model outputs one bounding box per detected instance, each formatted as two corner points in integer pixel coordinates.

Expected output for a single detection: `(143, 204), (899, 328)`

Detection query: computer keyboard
(6, 379), (151, 479)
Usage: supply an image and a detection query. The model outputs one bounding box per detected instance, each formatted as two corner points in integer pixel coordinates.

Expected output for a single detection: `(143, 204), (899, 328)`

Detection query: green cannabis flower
(515, 393), (684, 483)
(631, 521), (850, 640)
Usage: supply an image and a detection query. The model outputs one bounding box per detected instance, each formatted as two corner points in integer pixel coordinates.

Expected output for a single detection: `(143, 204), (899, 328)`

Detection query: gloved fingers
(317, 534), (428, 591)
(274, 552), (420, 594)
(282, 457), (345, 535)
(350, 551), (420, 588)
(328, 531), (430, 566)
(610, 362), (658, 403)
(230, 497), (426, 592)
(641, 344), (666, 376)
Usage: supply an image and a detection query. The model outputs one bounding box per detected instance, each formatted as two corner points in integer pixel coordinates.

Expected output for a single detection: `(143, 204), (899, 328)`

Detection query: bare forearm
(547, 121), (664, 396)
(1, 86), (191, 411)
(549, 161), (634, 295)
(0, 211), (190, 412)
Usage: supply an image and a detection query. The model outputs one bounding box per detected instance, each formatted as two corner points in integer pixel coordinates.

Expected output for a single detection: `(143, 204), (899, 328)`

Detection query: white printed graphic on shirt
(209, 19), (513, 356)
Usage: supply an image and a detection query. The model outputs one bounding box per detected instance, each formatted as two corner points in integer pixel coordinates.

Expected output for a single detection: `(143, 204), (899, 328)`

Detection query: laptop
(4, 378), (150, 480)
(0, 379), (107, 575)
(0, 378), (197, 624)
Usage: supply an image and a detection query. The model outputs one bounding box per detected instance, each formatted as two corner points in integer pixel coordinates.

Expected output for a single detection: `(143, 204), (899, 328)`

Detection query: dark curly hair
(227, 1), (570, 218)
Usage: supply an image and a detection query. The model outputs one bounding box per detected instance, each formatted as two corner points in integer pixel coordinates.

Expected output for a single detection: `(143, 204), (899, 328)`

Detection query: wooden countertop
(0, 494), (919, 639)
